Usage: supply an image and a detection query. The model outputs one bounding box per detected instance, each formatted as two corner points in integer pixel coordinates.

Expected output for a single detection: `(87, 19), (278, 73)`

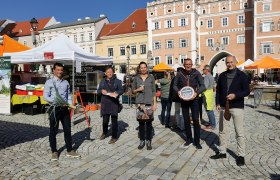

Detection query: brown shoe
(100, 133), (106, 140)
(51, 152), (59, 161)
(108, 138), (117, 144)
(66, 150), (81, 158)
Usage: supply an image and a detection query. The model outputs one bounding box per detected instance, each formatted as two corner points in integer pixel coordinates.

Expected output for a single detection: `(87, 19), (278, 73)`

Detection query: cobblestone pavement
(0, 99), (279, 180)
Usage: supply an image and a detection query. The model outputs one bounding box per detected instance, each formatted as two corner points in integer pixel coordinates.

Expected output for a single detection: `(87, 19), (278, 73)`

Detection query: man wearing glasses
(173, 58), (205, 150)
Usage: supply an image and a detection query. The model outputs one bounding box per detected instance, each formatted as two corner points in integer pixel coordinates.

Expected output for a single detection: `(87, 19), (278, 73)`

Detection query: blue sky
(1, 0), (153, 23)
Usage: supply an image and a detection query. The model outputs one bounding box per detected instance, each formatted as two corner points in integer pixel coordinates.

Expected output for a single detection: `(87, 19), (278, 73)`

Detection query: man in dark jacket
(173, 58), (206, 150)
(210, 55), (250, 166)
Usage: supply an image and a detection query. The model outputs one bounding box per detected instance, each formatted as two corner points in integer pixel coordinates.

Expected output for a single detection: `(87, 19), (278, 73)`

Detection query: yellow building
(96, 9), (149, 74)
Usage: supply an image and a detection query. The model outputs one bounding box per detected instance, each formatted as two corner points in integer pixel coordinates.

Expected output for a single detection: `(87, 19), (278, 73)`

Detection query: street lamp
(147, 50), (153, 72)
(30, 18), (38, 46)
(126, 45), (130, 75)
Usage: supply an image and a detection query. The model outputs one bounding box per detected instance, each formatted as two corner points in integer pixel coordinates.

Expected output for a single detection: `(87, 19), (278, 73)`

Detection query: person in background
(173, 58), (206, 150)
(44, 62), (80, 161)
(132, 61), (157, 150)
(211, 55), (250, 166)
(156, 72), (172, 128)
(202, 65), (216, 130)
(97, 66), (124, 144)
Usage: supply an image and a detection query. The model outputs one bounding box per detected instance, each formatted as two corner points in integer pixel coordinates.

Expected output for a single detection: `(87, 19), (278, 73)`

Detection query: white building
(39, 16), (109, 55)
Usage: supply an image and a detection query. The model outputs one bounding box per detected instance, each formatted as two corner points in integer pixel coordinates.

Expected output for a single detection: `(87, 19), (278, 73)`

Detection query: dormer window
(132, 21), (136, 29)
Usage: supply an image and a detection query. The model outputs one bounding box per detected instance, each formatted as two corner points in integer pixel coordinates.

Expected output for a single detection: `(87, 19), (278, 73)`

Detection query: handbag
(136, 104), (154, 121)
(224, 100), (231, 121)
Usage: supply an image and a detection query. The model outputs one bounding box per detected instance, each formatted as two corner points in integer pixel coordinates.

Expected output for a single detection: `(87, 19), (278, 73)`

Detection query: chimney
(77, 18), (82, 21)
(85, 17), (90, 20)
(100, 14), (105, 18)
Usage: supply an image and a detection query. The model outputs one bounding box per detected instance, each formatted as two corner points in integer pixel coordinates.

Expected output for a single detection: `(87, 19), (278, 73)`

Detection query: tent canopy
(4, 33), (113, 65)
(0, 35), (30, 56)
(236, 60), (245, 66)
(237, 59), (254, 70)
(153, 62), (174, 72)
(245, 56), (280, 69)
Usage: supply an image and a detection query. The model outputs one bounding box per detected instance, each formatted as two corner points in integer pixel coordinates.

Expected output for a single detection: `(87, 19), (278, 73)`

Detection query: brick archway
(208, 51), (232, 74)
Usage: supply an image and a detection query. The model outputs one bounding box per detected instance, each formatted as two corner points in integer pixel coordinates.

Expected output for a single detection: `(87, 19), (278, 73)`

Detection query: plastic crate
(16, 90), (28, 95)
(34, 90), (44, 96)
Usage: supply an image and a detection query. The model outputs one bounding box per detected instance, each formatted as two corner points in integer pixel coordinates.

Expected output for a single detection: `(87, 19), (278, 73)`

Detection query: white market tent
(237, 59), (254, 70)
(4, 33), (113, 92)
(4, 33), (112, 65)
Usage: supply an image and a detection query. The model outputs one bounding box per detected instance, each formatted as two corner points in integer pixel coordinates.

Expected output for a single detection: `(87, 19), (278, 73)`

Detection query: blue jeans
(206, 110), (216, 128)
(181, 98), (200, 145)
(160, 97), (172, 125)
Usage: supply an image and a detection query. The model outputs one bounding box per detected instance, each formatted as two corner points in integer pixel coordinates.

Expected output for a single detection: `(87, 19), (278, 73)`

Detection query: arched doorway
(209, 51), (232, 76)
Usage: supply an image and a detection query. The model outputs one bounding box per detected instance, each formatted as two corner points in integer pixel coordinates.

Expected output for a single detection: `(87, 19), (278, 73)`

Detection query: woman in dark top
(132, 62), (157, 150)
(97, 66), (124, 144)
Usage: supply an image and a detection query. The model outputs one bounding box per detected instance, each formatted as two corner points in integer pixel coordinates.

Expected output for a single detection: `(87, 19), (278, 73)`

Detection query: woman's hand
(102, 89), (107, 95)
(138, 86), (144, 92)
(153, 104), (157, 111)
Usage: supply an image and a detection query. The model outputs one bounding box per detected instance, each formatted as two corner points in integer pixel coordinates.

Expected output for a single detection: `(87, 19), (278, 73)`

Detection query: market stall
(3, 33), (113, 115)
(152, 62), (174, 72)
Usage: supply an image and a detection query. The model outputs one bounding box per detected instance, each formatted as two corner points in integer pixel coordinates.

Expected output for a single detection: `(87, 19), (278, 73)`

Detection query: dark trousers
(139, 121), (153, 141)
(103, 114), (118, 139)
(181, 98), (201, 145)
(198, 96), (203, 121)
(49, 107), (73, 153)
(160, 97), (172, 125)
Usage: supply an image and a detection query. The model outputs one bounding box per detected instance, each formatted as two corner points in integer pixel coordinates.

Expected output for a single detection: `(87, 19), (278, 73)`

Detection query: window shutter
(178, 19), (181, 27)
(186, 18), (188, 26)
(259, 24), (263, 32)
(164, 20), (168, 28)
(152, 22), (155, 30)
(172, 19), (174, 27)
(159, 22), (161, 29)
(271, 22), (275, 31)
(259, 46), (263, 55)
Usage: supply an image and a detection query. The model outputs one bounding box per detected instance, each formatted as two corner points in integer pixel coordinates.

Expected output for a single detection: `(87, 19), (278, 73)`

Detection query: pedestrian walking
(97, 66), (124, 144)
(132, 61), (157, 150)
(43, 62), (81, 161)
(210, 55), (250, 166)
(173, 58), (206, 150)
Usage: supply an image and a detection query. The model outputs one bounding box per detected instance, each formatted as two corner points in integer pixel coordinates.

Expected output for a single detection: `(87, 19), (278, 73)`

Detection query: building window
(237, 35), (245, 44)
(74, 35), (77, 43)
(221, 36), (229, 45)
(49, 36), (52, 41)
(89, 33), (93, 41)
(201, 56), (205, 61)
(140, 44), (146, 54)
(202, 9), (206, 14)
(120, 47), (125, 56)
(244, 2), (248, 8)
(90, 47), (93, 53)
(165, 20), (173, 28)
(207, 19), (213, 28)
(207, 38), (214, 47)
(180, 39), (188, 48)
(131, 45), (136, 55)
(222, 17), (228, 27)
(260, 43), (274, 54)
(108, 48), (113, 57)
(166, 56), (173, 65)
(23, 41), (27, 46)
(166, 40), (174, 49)
(42, 38), (46, 44)
(261, 22), (274, 32)
(155, 22), (159, 30)
(238, 15), (245, 24)
(155, 57), (160, 65)
(201, 21), (204, 26)
(263, 3), (271, 11)
(80, 34), (84, 42)
(180, 18), (186, 27)
(153, 41), (161, 50)
(180, 55), (186, 64)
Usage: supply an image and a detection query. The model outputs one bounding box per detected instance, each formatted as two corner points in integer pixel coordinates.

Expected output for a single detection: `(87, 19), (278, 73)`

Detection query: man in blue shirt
(44, 62), (80, 161)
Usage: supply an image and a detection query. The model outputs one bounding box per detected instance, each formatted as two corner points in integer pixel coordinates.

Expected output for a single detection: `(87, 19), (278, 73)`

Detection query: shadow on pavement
(106, 120), (129, 139)
(226, 148), (238, 160)
(256, 110), (280, 120)
(200, 128), (219, 153)
(0, 120), (53, 150)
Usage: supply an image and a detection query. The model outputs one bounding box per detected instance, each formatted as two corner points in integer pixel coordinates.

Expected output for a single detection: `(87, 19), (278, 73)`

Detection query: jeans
(103, 114), (118, 139)
(175, 102), (184, 129)
(139, 121), (153, 141)
(181, 98), (200, 145)
(49, 107), (73, 153)
(206, 110), (216, 128)
(160, 97), (172, 126)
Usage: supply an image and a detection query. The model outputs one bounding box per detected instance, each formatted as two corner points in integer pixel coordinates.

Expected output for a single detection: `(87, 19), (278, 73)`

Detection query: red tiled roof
(100, 8), (147, 38)
(2, 17), (52, 37)
(98, 22), (120, 38)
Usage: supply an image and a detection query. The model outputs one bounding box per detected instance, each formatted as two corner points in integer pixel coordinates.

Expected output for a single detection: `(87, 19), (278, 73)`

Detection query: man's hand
(111, 92), (118, 98)
(227, 93), (236, 100)
(190, 92), (197, 100)
(102, 89), (107, 95)
(216, 104), (221, 111)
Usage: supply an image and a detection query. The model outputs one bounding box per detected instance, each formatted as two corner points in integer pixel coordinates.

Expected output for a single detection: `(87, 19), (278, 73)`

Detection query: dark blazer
(97, 75), (124, 116)
(216, 68), (250, 109)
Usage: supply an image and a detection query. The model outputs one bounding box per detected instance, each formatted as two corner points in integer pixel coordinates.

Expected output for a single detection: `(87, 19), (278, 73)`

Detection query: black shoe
(146, 140), (152, 150)
(165, 125), (171, 128)
(138, 140), (145, 150)
(184, 140), (193, 147)
(210, 152), (227, 159)
(236, 156), (245, 166)
(194, 143), (202, 150)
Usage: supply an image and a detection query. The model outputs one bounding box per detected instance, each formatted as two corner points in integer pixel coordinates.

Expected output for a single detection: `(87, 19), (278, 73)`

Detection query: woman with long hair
(97, 66), (124, 144)
(132, 61), (157, 150)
